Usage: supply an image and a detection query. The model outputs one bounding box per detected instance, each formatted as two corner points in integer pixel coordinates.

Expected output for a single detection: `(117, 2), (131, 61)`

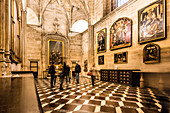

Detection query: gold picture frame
(48, 39), (64, 66)
(96, 28), (107, 54)
(110, 17), (132, 50)
(138, 0), (166, 44)
(143, 43), (160, 64)
(114, 51), (128, 64)
(98, 55), (104, 65)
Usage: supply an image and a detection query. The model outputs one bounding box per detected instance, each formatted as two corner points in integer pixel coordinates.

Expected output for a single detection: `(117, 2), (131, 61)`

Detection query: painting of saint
(138, 0), (165, 43)
(110, 17), (132, 50)
(48, 39), (64, 66)
(96, 28), (107, 53)
(143, 43), (160, 63)
(98, 55), (104, 65)
(114, 52), (128, 64)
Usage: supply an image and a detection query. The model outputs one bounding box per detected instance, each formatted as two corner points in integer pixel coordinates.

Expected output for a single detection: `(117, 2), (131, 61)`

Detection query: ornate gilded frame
(143, 43), (160, 64)
(114, 51), (128, 64)
(138, 0), (166, 44)
(48, 39), (64, 66)
(110, 17), (132, 50)
(98, 55), (104, 65)
(96, 28), (107, 54)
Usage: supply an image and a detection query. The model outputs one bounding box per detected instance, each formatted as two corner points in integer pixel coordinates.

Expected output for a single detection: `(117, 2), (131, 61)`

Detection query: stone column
(5, 0), (11, 75)
(21, 11), (27, 70)
(88, 0), (95, 69)
(88, 25), (94, 68)
(0, 0), (6, 76)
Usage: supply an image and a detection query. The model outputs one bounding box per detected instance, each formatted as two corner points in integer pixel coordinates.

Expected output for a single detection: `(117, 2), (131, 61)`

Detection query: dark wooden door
(30, 61), (38, 78)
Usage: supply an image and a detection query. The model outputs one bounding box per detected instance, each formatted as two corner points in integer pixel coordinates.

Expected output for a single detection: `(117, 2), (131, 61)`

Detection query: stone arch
(27, 7), (39, 25)
(71, 6), (88, 27)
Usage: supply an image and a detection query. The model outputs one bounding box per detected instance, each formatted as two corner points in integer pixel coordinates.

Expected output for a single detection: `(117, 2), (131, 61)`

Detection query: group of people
(48, 61), (82, 90)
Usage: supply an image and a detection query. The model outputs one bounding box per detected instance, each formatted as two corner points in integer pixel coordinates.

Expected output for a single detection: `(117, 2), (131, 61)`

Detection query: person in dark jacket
(66, 65), (70, 83)
(49, 62), (56, 88)
(60, 62), (67, 90)
(75, 62), (81, 84)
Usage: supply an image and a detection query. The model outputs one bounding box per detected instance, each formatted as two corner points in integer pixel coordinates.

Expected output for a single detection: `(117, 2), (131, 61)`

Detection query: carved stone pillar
(5, 0), (11, 75)
(0, 0), (6, 76)
(88, 25), (94, 68)
(21, 11), (27, 70)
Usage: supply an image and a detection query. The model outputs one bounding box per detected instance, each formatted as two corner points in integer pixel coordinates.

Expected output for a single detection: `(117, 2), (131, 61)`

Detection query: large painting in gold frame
(48, 39), (64, 66)
(110, 17), (132, 50)
(138, 0), (166, 44)
(96, 28), (107, 54)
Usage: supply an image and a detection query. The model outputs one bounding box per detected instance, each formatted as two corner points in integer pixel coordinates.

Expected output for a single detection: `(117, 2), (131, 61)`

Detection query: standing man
(66, 65), (70, 83)
(60, 62), (66, 90)
(49, 62), (56, 88)
(75, 62), (81, 84)
(90, 63), (96, 86)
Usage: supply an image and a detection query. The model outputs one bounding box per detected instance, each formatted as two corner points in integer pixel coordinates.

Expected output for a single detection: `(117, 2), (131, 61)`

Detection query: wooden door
(30, 61), (38, 78)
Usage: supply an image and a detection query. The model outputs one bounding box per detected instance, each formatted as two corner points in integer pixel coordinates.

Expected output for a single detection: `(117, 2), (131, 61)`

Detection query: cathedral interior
(0, 0), (170, 112)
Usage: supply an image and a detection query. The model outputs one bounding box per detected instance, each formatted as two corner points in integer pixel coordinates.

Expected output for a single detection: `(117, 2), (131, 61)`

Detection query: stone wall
(25, 25), (42, 77)
(81, 30), (88, 76)
(69, 34), (83, 72)
(92, 0), (170, 89)
(93, 0), (105, 24)
(93, 0), (170, 72)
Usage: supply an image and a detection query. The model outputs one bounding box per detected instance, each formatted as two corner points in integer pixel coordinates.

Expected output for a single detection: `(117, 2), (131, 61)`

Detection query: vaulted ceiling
(27, 0), (93, 37)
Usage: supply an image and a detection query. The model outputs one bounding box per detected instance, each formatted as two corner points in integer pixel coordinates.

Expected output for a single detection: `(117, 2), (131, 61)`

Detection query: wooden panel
(100, 69), (140, 86)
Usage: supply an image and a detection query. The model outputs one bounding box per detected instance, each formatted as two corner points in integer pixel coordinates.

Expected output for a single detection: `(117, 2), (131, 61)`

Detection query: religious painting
(143, 43), (160, 63)
(84, 60), (88, 72)
(110, 17), (132, 50)
(48, 39), (64, 66)
(138, 0), (166, 44)
(114, 52), (128, 64)
(96, 28), (107, 53)
(98, 55), (104, 65)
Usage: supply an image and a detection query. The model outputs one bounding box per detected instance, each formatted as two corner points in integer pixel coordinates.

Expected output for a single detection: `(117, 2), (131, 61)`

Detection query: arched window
(111, 0), (129, 11)
(70, 20), (88, 33)
(117, 0), (129, 7)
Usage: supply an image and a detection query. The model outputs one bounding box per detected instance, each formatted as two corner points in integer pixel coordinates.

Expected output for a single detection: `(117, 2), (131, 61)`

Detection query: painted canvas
(98, 55), (104, 65)
(48, 39), (64, 66)
(138, 0), (165, 44)
(143, 43), (160, 63)
(96, 28), (107, 53)
(114, 52), (128, 64)
(110, 17), (132, 50)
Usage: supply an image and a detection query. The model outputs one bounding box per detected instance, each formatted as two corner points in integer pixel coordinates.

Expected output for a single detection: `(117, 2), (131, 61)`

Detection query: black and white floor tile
(35, 77), (170, 113)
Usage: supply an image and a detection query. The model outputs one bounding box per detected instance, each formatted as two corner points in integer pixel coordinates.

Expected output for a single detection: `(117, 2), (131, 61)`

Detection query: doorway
(30, 61), (38, 78)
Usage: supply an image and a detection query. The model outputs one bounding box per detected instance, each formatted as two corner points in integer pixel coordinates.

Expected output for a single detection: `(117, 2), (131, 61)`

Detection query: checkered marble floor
(35, 76), (170, 113)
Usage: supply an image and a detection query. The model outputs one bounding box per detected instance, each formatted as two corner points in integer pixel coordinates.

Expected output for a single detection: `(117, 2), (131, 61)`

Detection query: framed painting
(114, 52), (128, 64)
(48, 39), (64, 66)
(138, 0), (166, 44)
(110, 17), (132, 50)
(96, 28), (107, 53)
(98, 55), (104, 65)
(143, 43), (160, 63)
